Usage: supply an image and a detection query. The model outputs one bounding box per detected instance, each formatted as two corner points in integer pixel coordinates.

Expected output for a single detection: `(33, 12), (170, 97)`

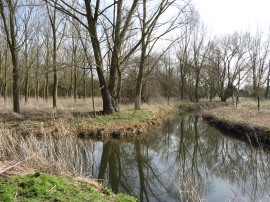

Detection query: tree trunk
(35, 49), (40, 100)
(74, 66), (77, 102)
(83, 66), (86, 101)
(195, 73), (200, 103)
(24, 71), (29, 103)
(0, 0), (20, 113)
(11, 50), (20, 113)
(265, 61), (270, 99)
(85, 0), (113, 114)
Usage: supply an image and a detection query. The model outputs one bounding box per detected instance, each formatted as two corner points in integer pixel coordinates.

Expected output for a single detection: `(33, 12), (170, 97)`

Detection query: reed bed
(0, 124), (96, 177)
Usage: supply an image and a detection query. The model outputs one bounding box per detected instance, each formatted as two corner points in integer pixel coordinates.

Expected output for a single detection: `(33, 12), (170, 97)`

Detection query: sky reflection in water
(79, 115), (270, 202)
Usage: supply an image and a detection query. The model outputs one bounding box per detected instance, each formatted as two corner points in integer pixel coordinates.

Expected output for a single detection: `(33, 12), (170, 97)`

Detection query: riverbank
(0, 99), (175, 202)
(202, 99), (270, 147)
(0, 172), (137, 202)
(0, 98), (231, 201)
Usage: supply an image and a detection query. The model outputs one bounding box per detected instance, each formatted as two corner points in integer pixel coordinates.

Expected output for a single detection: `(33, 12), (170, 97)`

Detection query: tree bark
(0, 0), (20, 113)
(85, 0), (113, 114)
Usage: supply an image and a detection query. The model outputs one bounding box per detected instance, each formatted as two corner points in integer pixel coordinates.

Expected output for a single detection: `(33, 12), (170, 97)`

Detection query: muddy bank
(203, 114), (270, 148)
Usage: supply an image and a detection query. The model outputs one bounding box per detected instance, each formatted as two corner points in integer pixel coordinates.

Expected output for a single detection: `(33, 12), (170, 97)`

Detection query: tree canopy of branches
(1, 0), (270, 114)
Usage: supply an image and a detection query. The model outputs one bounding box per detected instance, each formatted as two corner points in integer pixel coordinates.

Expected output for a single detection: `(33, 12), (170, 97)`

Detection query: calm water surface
(76, 115), (270, 202)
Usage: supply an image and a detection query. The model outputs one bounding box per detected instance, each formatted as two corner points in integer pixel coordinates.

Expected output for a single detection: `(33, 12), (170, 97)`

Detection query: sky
(194, 0), (270, 36)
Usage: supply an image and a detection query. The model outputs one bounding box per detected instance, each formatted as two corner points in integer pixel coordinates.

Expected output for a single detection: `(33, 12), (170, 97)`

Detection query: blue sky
(194, 0), (270, 35)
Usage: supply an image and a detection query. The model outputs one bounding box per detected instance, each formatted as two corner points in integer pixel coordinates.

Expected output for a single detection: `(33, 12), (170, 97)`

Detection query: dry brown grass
(0, 97), (177, 176)
(0, 127), (92, 176)
(202, 98), (270, 130)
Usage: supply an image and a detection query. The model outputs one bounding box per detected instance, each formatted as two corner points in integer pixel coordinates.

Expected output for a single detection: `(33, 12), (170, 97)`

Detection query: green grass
(0, 173), (137, 202)
(91, 109), (152, 125)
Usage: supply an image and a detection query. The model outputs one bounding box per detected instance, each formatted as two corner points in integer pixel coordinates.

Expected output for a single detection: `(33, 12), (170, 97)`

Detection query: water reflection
(75, 116), (270, 202)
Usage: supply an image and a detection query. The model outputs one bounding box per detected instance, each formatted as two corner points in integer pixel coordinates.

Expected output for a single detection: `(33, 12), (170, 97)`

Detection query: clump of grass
(91, 109), (151, 125)
(0, 173), (137, 202)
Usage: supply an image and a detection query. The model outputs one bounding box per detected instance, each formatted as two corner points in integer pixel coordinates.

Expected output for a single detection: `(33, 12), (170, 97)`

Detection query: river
(22, 115), (266, 202)
(71, 115), (270, 201)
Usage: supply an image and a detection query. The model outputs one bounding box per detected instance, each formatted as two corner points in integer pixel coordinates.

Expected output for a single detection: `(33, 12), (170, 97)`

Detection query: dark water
(77, 115), (270, 202)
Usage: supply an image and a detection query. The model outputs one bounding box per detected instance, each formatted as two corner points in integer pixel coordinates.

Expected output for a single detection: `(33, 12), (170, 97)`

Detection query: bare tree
(247, 31), (270, 98)
(191, 23), (209, 102)
(45, 0), (115, 113)
(204, 33), (249, 102)
(0, 38), (9, 105)
(22, 5), (35, 103)
(176, 25), (192, 100)
(0, 0), (20, 112)
(105, 0), (141, 111)
(134, 0), (191, 109)
(45, 0), (67, 108)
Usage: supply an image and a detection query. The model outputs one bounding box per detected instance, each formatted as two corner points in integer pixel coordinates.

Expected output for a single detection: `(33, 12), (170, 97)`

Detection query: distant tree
(134, 0), (191, 109)
(265, 61), (270, 99)
(176, 21), (193, 100)
(205, 33), (248, 102)
(45, 0), (67, 108)
(247, 31), (270, 99)
(191, 23), (209, 102)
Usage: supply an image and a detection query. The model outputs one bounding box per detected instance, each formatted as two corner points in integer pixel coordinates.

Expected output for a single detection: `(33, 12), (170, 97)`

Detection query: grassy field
(202, 98), (270, 130)
(0, 97), (174, 136)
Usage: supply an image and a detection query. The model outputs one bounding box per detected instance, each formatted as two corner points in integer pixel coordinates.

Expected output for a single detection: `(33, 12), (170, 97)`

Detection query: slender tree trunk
(265, 61), (270, 99)
(134, 0), (146, 110)
(24, 70), (29, 103)
(180, 64), (185, 100)
(195, 73), (200, 103)
(35, 49), (40, 100)
(83, 66), (86, 101)
(52, 31), (57, 108)
(3, 50), (7, 107)
(74, 66), (77, 102)
(11, 50), (20, 112)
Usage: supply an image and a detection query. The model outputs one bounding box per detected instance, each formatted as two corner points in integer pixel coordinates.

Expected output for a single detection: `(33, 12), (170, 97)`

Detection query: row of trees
(0, 0), (270, 114)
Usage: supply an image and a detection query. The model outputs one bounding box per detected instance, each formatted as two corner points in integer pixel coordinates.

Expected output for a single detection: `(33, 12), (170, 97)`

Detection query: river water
(76, 115), (270, 201)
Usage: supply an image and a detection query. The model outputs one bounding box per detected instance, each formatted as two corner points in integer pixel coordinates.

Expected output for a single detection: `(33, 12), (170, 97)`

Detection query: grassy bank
(202, 99), (270, 146)
(0, 98), (229, 201)
(0, 98), (175, 202)
(0, 173), (136, 202)
(0, 97), (174, 139)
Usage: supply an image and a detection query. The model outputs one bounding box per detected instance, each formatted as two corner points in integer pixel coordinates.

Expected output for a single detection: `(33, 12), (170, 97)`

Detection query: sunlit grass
(0, 173), (136, 202)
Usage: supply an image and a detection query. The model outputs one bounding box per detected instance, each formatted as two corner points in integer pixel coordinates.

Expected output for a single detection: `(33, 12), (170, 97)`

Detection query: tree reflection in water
(79, 115), (270, 202)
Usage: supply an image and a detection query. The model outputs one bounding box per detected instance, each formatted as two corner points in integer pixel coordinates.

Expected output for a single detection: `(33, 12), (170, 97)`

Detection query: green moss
(0, 173), (136, 202)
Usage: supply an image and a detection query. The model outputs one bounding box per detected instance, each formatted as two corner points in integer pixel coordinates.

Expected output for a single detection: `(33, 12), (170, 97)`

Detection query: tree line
(0, 0), (270, 114)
